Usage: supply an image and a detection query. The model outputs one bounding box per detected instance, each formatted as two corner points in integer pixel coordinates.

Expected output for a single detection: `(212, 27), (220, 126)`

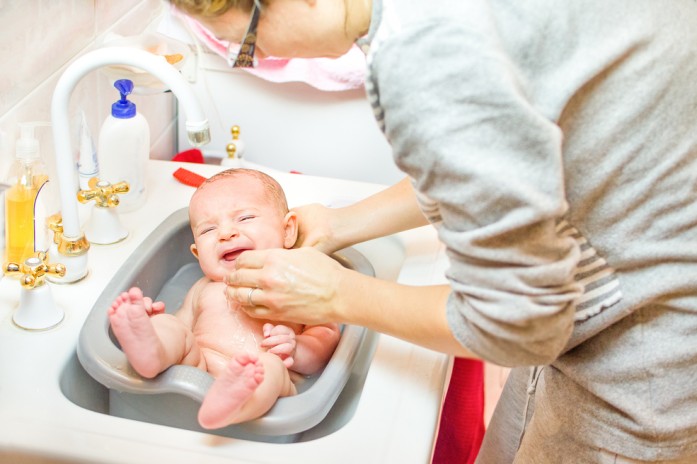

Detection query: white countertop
(0, 160), (449, 464)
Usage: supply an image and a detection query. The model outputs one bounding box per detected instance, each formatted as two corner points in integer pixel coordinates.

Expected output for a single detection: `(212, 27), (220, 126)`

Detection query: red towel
(432, 358), (486, 464)
(172, 148), (204, 164)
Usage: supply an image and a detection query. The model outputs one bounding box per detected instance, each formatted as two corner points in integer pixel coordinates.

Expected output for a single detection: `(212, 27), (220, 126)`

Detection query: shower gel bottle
(4, 124), (50, 264)
(98, 79), (150, 212)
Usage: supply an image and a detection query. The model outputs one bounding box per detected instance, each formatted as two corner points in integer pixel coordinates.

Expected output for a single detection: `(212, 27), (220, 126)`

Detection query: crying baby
(108, 168), (340, 429)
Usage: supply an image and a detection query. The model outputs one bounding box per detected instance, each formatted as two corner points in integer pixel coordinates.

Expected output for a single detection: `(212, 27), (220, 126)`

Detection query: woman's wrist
(329, 204), (366, 250)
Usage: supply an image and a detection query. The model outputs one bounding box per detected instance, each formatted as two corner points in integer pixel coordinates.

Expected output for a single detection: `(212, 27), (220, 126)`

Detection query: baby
(107, 168), (341, 429)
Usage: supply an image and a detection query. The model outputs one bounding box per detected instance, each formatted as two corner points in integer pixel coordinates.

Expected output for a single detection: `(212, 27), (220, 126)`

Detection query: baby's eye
(239, 215), (255, 222)
(200, 227), (215, 235)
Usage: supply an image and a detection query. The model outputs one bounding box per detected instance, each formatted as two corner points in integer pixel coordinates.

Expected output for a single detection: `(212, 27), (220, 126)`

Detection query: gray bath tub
(70, 207), (378, 443)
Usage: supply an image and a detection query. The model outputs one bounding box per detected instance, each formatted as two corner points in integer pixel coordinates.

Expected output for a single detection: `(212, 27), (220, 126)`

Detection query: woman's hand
(293, 178), (429, 253)
(291, 203), (343, 253)
(225, 247), (346, 325)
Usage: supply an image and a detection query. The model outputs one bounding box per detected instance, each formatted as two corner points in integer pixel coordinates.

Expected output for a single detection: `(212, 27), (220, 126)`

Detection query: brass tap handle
(48, 209), (91, 256)
(225, 125), (244, 160)
(225, 142), (237, 159)
(47, 213), (63, 245)
(4, 252), (66, 289)
(77, 178), (130, 208)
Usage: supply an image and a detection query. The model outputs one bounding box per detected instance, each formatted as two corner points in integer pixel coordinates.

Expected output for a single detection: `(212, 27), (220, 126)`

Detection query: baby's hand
(261, 323), (296, 368)
(143, 296), (165, 316)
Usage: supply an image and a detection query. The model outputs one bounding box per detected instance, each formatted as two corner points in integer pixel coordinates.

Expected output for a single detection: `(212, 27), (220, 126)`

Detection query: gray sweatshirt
(358, 0), (697, 461)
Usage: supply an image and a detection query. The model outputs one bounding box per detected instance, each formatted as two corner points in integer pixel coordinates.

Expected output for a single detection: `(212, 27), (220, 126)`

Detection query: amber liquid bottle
(4, 173), (48, 264)
(3, 124), (50, 265)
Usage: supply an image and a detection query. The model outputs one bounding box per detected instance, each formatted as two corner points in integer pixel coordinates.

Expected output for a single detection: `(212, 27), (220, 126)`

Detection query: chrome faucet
(51, 46), (210, 282)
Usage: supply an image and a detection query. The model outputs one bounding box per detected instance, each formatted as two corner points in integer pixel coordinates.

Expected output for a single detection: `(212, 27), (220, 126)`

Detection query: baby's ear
(283, 211), (298, 249)
(190, 243), (199, 259)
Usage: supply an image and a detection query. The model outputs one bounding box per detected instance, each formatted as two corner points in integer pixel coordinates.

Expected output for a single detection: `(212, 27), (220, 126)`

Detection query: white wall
(174, 56), (403, 185)
(0, 0), (177, 184)
(160, 12), (403, 185)
(0, 1), (403, 190)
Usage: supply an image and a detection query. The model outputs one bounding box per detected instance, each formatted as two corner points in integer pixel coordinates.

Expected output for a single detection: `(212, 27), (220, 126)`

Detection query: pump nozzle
(115, 78), (134, 100)
(17, 122), (51, 160)
(111, 79), (137, 119)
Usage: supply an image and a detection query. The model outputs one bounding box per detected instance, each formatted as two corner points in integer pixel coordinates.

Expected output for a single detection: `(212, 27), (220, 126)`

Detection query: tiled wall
(0, 0), (178, 183)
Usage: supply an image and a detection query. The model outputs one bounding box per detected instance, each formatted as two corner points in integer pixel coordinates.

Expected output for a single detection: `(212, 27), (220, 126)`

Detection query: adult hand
(291, 203), (343, 253)
(292, 178), (429, 253)
(225, 247), (346, 325)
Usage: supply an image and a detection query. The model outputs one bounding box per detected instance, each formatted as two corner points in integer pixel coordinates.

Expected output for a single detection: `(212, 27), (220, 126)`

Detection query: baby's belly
(194, 315), (266, 376)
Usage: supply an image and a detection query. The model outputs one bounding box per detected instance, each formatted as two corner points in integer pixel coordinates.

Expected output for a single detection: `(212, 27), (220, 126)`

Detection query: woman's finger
(226, 286), (273, 317)
(228, 285), (263, 307)
(226, 247), (346, 325)
(226, 285), (249, 307)
(225, 267), (264, 289)
(235, 249), (270, 270)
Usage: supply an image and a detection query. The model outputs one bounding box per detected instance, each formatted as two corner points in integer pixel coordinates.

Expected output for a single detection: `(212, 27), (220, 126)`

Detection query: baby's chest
(192, 285), (266, 350)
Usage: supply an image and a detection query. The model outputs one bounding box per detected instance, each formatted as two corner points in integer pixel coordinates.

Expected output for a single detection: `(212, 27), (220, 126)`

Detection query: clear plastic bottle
(4, 124), (50, 264)
(97, 79), (150, 212)
(77, 109), (99, 191)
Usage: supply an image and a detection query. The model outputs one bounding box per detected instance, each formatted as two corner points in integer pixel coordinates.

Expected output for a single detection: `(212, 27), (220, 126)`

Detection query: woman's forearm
(335, 268), (480, 358)
(336, 177), (430, 248)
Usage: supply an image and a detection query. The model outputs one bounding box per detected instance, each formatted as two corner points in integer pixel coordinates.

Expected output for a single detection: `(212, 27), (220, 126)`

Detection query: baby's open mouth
(222, 250), (243, 262)
(221, 249), (245, 261)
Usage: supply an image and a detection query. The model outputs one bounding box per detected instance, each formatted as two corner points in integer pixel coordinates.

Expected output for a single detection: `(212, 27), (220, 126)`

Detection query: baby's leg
(108, 287), (200, 378)
(198, 352), (296, 429)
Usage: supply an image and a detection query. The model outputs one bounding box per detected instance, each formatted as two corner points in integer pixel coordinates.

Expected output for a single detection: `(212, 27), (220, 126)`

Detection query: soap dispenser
(98, 79), (150, 213)
(3, 123), (51, 265)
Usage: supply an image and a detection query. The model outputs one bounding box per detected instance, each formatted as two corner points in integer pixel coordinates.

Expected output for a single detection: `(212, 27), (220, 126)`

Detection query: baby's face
(189, 176), (289, 281)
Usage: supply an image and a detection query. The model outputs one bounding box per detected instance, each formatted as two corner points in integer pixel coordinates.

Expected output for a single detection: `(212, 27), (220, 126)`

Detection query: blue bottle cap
(111, 79), (136, 119)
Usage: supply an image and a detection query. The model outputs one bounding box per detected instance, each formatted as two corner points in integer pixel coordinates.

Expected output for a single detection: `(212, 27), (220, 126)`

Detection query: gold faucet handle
(47, 213), (63, 245)
(4, 252), (66, 289)
(226, 125), (244, 160)
(77, 178), (130, 208)
(47, 210), (90, 257)
(231, 125), (240, 140)
(225, 142), (237, 159)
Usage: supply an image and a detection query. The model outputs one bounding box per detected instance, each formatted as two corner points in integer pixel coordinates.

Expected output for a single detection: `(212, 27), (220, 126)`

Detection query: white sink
(61, 207), (384, 443)
(0, 160), (449, 464)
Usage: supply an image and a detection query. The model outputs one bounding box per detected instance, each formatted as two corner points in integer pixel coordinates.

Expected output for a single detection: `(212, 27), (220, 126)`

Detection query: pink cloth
(178, 12), (366, 91)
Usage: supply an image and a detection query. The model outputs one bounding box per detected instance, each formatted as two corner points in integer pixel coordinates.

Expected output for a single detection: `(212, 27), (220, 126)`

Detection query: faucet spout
(51, 46), (210, 282)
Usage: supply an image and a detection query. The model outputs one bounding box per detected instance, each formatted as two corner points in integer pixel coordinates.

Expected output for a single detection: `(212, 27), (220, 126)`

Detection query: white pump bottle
(97, 79), (150, 213)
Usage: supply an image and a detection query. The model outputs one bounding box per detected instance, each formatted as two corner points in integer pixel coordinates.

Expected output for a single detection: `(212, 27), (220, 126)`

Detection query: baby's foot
(108, 287), (164, 378)
(198, 353), (265, 429)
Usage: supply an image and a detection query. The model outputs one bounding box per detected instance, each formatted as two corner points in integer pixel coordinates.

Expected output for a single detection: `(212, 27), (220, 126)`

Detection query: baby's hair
(197, 168), (289, 213)
(168, 0), (255, 17)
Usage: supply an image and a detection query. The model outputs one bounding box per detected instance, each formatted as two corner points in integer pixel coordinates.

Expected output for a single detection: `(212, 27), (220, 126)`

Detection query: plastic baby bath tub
(73, 207), (377, 443)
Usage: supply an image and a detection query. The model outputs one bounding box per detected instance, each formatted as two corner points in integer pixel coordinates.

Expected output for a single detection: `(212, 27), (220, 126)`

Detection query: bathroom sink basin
(60, 207), (385, 443)
(0, 163), (449, 464)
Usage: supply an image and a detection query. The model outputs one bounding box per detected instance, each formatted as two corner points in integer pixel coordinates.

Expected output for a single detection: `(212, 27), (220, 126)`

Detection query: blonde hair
(170, 0), (358, 36)
(168, 0), (255, 17)
(196, 168), (289, 214)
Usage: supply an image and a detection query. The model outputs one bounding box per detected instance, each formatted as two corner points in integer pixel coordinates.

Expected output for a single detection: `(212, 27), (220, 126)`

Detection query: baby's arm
(173, 278), (205, 327)
(290, 323), (341, 376)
